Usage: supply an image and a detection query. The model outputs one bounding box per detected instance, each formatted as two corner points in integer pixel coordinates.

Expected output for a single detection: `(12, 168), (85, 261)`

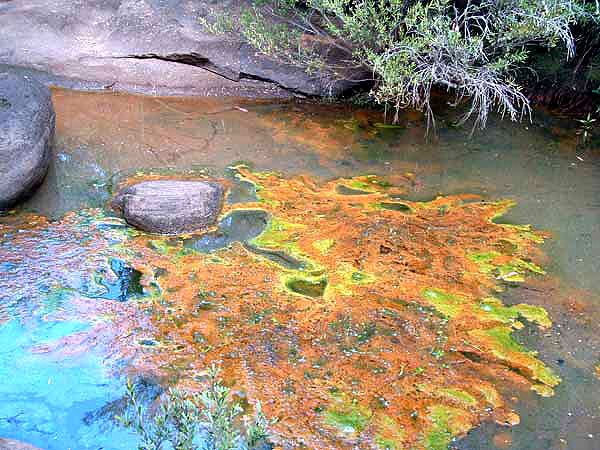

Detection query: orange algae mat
(0, 167), (559, 449)
(110, 167), (559, 449)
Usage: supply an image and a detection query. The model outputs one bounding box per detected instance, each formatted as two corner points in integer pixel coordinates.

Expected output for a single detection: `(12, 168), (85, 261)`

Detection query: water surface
(1, 88), (599, 449)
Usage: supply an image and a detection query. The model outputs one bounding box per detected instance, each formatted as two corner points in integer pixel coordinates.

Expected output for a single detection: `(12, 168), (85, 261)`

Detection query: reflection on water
(0, 213), (144, 449)
(0, 88), (598, 448)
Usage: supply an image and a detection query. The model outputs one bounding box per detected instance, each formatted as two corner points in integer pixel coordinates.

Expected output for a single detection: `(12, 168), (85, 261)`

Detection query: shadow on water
(184, 209), (269, 253)
(184, 209), (305, 269)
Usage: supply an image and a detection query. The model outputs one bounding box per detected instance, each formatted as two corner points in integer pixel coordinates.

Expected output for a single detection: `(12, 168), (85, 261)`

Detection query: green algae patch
(477, 298), (551, 328)
(496, 259), (546, 282)
(250, 217), (318, 269)
(423, 405), (473, 450)
(377, 202), (412, 213)
(468, 251), (546, 282)
(469, 326), (561, 387)
(284, 275), (327, 298)
(417, 384), (479, 408)
(421, 288), (464, 318)
(437, 388), (478, 408)
(375, 415), (406, 449)
(512, 304), (552, 328)
(531, 383), (556, 397)
(313, 238), (335, 254)
(500, 223), (546, 244)
(349, 271), (373, 283)
(348, 176), (393, 192)
(477, 297), (520, 324)
(324, 394), (372, 435)
(252, 217), (305, 249)
(336, 184), (371, 195)
(337, 263), (377, 286)
(489, 199), (517, 222)
(468, 251), (501, 273)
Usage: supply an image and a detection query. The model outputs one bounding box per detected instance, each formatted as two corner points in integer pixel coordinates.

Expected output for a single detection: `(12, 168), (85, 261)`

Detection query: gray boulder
(112, 180), (224, 234)
(0, 438), (42, 450)
(0, 0), (363, 97)
(0, 72), (54, 210)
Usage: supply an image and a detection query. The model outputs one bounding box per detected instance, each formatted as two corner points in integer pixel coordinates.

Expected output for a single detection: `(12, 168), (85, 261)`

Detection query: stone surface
(112, 180), (224, 234)
(0, 438), (42, 450)
(0, 0), (363, 97)
(0, 72), (54, 209)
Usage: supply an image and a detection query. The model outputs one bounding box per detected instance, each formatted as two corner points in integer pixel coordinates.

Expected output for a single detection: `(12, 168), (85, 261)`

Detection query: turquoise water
(0, 319), (138, 449)
(0, 211), (143, 449)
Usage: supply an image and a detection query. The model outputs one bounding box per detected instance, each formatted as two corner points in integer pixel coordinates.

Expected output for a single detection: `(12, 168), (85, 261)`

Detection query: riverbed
(1, 88), (599, 449)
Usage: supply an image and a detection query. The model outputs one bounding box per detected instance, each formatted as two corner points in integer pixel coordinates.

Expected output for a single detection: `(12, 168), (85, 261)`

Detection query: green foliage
(200, 0), (598, 131)
(116, 365), (273, 450)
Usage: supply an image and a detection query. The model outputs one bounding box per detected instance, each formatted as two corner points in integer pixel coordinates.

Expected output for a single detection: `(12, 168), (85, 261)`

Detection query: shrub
(116, 365), (273, 450)
(201, 0), (599, 131)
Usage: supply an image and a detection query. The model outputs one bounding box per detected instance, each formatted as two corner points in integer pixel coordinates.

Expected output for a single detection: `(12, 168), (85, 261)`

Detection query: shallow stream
(1, 89), (599, 449)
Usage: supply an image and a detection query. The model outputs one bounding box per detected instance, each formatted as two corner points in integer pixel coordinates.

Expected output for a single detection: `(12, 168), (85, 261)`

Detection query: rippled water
(1, 88), (599, 449)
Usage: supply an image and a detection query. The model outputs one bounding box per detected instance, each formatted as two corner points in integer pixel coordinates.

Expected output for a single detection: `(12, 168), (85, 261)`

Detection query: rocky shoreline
(0, 0), (358, 98)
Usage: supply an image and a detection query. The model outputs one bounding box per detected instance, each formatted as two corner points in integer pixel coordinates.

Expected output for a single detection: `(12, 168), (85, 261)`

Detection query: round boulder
(112, 180), (224, 234)
(0, 72), (54, 209)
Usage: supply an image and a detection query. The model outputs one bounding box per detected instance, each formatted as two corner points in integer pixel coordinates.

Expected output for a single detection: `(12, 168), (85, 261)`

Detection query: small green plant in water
(117, 365), (273, 450)
(577, 112), (596, 145)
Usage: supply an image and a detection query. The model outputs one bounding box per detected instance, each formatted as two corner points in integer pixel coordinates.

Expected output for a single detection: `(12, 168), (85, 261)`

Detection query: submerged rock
(112, 180), (224, 234)
(0, 72), (54, 209)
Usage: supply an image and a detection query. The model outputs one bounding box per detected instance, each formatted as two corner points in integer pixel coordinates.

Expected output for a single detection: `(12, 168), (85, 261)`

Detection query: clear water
(1, 88), (599, 449)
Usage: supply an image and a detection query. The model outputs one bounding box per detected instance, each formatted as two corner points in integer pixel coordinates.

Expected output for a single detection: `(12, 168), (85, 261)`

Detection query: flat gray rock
(0, 438), (42, 450)
(112, 180), (224, 234)
(0, 72), (54, 209)
(0, 0), (363, 97)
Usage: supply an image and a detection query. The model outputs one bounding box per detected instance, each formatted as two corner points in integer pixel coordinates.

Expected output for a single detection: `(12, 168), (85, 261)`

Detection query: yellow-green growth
(472, 384), (502, 407)
(336, 263), (376, 285)
(469, 326), (561, 387)
(468, 251), (501, 273)
(421, 288), (464, 318)
(496, 259), (545, 282)
(468, 252), (545, 282)
(500, 224), (545, 244)
(477, 298), (551, 329)
(375, 415), (405, 449)
(531, 383), (555, 397)
(313, 238), (334, 254)
(324, 395), (372, 435)
(252, 217), (304, 249)
(512, 304), (552, 328)
(283, 274), (327, 298)
(477, 297), (520, 324)
(148, 239), (171, 255)
(489, 200), (517, 222)
(437, 388), (478, 407)
(423, 405), (472, 450)
(251, 217), (317, 268)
